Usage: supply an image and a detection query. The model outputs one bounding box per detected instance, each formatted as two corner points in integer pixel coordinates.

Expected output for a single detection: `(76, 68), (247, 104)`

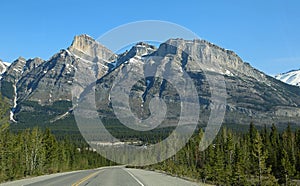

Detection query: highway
(0, 166), (206, 186)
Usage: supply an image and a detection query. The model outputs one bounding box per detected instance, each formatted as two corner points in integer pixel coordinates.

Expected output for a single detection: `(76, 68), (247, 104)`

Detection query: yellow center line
(72, 170), (103, 186)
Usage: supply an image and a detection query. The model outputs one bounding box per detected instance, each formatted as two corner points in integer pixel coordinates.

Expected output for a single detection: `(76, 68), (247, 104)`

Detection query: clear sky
(0, 0), (299, 75)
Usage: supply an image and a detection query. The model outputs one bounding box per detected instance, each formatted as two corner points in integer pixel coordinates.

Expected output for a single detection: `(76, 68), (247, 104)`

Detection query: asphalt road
(0, 166), (207, 186)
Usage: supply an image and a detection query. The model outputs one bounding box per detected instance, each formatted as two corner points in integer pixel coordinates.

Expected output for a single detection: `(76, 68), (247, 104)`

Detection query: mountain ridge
(0, 34), (299, 129)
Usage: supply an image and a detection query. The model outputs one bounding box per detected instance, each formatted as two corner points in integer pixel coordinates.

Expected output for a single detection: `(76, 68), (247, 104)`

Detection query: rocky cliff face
(2, 57), (26, 82)
(1, 35), (300, 127)
(68, 34), (117, 64)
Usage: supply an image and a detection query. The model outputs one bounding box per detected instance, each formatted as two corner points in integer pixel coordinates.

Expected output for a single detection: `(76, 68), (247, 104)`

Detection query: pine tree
(57, 141), (68, 171)
(282, 124), (296, 170)
(223, 128), (234, 184)
(203, 144), (214, 183)
(0, 126), (14, 180)
(249, 122), (258, 174)
(295, 129), (300, 175)
(252, 131), (268, 185)
(262, 125), (271, 159)
(42, 128), (59, 173)
(280, 125), (296, 184)
(232, 144), (247, 185)
(196, 129), (204, 170)
(269, 124), (280, 177)
(214, 136), (225, 185)
(29, 127), (44, 175)
(281, 148), (295, 185)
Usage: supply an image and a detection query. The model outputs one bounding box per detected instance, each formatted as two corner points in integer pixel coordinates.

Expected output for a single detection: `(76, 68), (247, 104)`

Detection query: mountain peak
(24, 57), (44, 71)
(68, 34), (115, 62)
(127, 42), (156, 57)
(76, 34), (94, 40)
(16, 56), (26, 62)
(69, 34), (97, 52)
(72, 34), (95, 43)
(9, 57), (26, 68)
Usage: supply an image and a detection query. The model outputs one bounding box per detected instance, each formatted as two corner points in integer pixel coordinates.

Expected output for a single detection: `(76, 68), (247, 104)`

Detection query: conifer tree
(269, 123), (280, 177)
(281, 148), (295, 185)
(42, 128), (59, 173)
(252, 131), (268, 185)
(232, 144), (247, 185)
(295, 129), (300, 175)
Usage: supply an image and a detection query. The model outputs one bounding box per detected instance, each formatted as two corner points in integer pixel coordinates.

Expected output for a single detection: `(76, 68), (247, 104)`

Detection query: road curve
(0, 166), (207, 186)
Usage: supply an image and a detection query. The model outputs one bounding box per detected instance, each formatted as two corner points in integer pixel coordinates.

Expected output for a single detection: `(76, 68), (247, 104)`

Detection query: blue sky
(0, 0), (299, 75)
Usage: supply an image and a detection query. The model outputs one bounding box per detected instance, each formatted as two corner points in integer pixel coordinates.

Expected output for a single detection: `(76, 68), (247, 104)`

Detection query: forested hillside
(143, 123), (300, 185)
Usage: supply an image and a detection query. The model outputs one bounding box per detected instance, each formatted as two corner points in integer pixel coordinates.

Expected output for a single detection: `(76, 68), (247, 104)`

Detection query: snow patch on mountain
(0, 61), (10, 78)
(9, 84), (17, 122)
(3, 62), (11, 66)
(275, 69), (300, 87)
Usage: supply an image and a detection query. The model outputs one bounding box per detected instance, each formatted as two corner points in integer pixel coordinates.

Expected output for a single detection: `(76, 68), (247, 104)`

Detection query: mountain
(94, 38), (300, 127)
(275, 69), (300, 87)
(1, 35), (300, 133)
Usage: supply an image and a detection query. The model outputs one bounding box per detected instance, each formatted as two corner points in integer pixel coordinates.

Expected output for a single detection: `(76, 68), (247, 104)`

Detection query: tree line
(0, 94), (115, 183)
(145, 123), (300, 185)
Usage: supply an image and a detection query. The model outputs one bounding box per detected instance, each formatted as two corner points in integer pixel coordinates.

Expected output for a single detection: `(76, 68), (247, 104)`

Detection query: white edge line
(123, 168), (145, 186)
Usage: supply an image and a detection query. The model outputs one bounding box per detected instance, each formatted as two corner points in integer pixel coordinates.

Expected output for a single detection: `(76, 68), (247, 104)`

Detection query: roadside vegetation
(142, 123), (300, 185)
(0, 124), (114, 183)
(0, 95), (114, 183)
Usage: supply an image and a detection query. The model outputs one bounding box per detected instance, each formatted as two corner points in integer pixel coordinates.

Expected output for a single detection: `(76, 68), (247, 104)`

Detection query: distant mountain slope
(275, 69), (300, 87)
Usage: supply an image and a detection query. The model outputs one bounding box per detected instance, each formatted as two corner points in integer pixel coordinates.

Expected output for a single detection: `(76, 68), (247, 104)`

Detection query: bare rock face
(16, 51), (75, 104)
(68, 34), (116, 62)
(23, 58), (44, 72)
(156, 39), (267, 80)
(2, 57), (26, 83)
